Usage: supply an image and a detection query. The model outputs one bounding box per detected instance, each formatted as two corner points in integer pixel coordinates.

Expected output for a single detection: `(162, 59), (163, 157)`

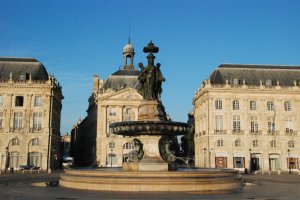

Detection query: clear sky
(1, 0), (300, 134)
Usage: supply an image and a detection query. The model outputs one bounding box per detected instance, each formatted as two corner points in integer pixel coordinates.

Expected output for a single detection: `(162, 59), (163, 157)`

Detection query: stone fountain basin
(110, 121), (191, 136)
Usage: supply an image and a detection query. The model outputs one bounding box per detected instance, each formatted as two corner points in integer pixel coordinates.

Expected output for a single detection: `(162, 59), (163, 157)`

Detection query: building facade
(71, 42), (142, 167)
(193, 64), (300, 173)
(0, 57), (63, 172)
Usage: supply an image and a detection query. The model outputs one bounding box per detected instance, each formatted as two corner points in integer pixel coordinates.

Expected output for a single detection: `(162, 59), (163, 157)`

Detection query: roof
(0, 57), (49, 81)
(102, 69), (140, 91)
(209, 64), (300, 86)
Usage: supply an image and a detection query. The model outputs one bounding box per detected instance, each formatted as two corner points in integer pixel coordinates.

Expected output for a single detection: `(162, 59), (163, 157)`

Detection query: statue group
(137, 62), (165, 101)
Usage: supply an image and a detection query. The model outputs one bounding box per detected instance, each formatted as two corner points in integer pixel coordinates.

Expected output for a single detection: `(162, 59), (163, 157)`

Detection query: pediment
(100, 88), (142, 101)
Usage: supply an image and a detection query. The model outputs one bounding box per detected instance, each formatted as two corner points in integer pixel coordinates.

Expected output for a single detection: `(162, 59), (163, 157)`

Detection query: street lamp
(110, 149), (113, 168)
(203, 148), (206, 168)
(249, 149), (252, 173)
(288, 149), (291, 174)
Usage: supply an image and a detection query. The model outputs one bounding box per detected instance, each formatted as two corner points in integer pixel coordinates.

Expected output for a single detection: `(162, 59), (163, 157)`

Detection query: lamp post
(249, 148), (252, 173)
(288, 149), (291, 174)
(203, 147), (206, 168)
(110, 149), (113, 168)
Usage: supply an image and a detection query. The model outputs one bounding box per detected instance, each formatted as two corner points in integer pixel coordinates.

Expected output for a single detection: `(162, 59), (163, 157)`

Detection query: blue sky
(1, 0), (300, 134)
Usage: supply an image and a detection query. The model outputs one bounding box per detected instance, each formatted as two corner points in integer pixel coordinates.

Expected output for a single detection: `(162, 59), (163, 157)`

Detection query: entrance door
(269, 158), (279, 171)
(215, 157), (227, 168)
(251, 158), (259, 171)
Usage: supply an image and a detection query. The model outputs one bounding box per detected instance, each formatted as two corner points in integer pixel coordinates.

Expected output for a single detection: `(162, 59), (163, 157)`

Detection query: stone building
(71, 42), (142, 167)
(0, 57), (63, 172)
(193, 64), (300, 173)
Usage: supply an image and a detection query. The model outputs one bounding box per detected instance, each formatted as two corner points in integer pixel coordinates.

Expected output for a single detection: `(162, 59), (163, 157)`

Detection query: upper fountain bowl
(110, 121), (191, 136)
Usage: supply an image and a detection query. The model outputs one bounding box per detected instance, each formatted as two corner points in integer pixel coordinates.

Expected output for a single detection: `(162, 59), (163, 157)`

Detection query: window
(33, 112), (42, 131)
(109, 142), (115, 148)
(285, 116), (293, 133)
(109, 107), (116, 116)
(250, 101), (256, 110)
(9, 152), (20, 169)
(32, 138), (39, 146)
(12, 138), (19, 146)
(233, 100), (239, 110)
(13, 112), (23, 129)
(284, 101), (291, 111)
(267, 117), (275, 133)
(266, 79), (272, 86)
(124, 142), (134, 149)
(234, 140), (241, 147)
(28, 152), (41, 167)
(217, 139), (224, 147)
(270, 140), (276, 148)
(215, 115), (223, 132)
(215, 100), (222, 110)
(233, 157), (244, 168)
(0, 112), (3, 129)
(288, 141), (295, 148)
(34, 96), (42, 107)
(123, 107), (132, 121)
(250, 116), (258, 133)
(233, 78), (239, 85)
(0, 95), (3, 107)
(107, 121), (116, 135)
(15, 96), (24, 107)
(252, 140), (259, 147)
(233, 115), (241, 132)
(267, 101), (274, 111)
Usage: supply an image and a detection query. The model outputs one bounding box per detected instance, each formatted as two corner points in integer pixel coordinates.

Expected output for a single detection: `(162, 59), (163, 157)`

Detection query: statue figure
(137, 42), (165, 101)
(127, 138), (144, 162)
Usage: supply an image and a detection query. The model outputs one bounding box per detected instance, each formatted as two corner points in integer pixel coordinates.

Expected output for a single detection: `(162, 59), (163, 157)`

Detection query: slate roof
(102, 69), (140, 91)
(209, 64), (300, 86)
(0, 57), (49, 81)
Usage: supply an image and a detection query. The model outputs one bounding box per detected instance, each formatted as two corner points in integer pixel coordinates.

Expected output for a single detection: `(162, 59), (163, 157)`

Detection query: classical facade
(71, 42), (142, 167)
(0, 57), (63, 172)
(193, 64), (300, 173)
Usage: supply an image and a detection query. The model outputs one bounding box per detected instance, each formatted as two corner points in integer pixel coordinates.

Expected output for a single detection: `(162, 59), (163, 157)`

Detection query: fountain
(60, 42), (241, 193)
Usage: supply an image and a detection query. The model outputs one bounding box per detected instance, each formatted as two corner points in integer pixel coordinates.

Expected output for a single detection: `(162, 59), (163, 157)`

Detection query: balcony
(29, 128), (44, 133)
(267, 130), (279, 135)
(285, 130), (297, 136)
(232, 130), (244, 135)
(214, 130), (227, 134)
(9, 127), (25, 133)
(249, 130), (262, 135)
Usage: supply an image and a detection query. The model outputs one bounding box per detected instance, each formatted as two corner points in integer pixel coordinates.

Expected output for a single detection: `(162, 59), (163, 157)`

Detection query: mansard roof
(0, 57), (49, 81)
(102, 69), (140, 91)
(209, 64), (300, 86)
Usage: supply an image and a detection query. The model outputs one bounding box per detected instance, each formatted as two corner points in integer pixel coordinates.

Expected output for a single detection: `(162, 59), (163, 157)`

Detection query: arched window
(234, 139), (241, 147)
(217, 139), (224, 147)
(32, 138), (39, 146)
(12, 138), (19, 146)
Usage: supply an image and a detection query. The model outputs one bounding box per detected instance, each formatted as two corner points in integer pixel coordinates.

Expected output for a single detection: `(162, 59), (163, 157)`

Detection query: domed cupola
(123, 39), (135, 69)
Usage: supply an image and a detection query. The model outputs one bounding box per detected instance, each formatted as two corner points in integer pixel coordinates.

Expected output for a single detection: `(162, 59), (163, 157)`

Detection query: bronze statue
(137, 42), (165, 101)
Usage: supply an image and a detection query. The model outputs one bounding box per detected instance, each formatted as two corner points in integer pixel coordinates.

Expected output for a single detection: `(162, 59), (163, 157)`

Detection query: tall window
(250, 101), (256, 110)
(267, 101), (274, 111)
(233, 100), (239, 110)
(250, 116), (258, 133)
(284, 101), (291, 111)
(0, 112), (3, 129)
(285, 116), (293, 133)
(215, 115), (223, 132)
(15, 96), (24, 107)
(288, 141), (295, 148)
(234, 139), (241, 147)
(215, 100), (222, 110)
(9, 152), (20, 169)
(270, 140), (276, 148)
(33, 112), (42, 131)
(252, 140), (259, 147)
(233, 115), (241, 132)
(0, 95), (3, 107)
(13, 112), (23, 129)
(34, 96), (42, 107)
(109, 107), (116, 116)
(267, 117), (275, 133)
(217, 139), (224, 147)
(28, 152), (41, 167)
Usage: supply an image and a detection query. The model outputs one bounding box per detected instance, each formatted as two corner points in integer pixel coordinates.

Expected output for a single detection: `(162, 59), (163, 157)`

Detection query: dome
(123, 43), (134, 53)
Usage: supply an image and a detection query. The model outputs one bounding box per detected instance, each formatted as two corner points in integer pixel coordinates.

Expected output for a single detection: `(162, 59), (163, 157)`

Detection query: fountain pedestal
(123, 135), (168, 171)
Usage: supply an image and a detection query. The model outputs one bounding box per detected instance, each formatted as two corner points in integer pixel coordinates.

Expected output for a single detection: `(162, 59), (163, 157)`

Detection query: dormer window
(19, 73), (29, 81)
(233, 78), (239, 85)
(265, 79), (272, 86)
